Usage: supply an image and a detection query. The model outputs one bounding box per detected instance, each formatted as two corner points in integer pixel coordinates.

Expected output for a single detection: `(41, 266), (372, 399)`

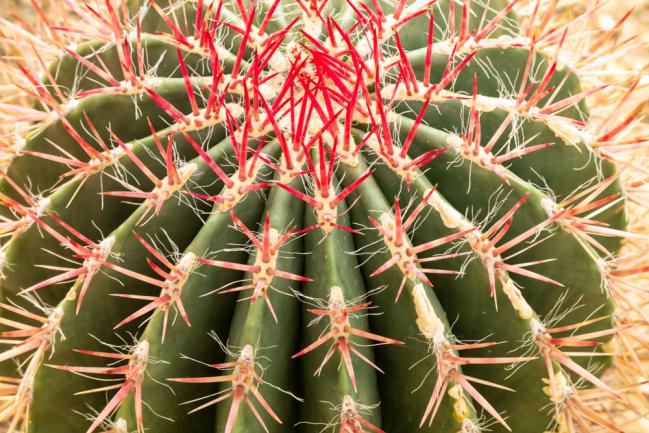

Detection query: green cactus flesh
(0, 1), (630, 433)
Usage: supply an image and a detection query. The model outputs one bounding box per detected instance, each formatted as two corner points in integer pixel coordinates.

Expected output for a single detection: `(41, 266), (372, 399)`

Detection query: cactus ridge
(0, 1), (644, 433)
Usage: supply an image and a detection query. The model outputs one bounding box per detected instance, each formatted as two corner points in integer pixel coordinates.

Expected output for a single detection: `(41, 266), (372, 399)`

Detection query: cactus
(0, 1), (646, 433)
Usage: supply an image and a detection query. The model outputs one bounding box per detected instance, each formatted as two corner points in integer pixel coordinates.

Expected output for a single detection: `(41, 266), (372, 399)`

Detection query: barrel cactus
(0, 0), (645, 432)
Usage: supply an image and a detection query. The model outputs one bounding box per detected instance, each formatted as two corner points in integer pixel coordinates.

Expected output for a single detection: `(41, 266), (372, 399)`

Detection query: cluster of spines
(0, 1), (646, 433)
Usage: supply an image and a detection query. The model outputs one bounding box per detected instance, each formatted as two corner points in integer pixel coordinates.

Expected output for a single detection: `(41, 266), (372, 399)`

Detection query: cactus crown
(0, 1), (646, 433)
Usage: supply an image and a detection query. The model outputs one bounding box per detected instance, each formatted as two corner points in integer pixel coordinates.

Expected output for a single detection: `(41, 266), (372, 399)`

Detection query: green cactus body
(0, 1), (634, 433)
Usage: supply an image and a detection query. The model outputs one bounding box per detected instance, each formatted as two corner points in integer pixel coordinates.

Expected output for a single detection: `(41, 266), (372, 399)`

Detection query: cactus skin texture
(0, 1), (644, 433)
